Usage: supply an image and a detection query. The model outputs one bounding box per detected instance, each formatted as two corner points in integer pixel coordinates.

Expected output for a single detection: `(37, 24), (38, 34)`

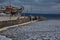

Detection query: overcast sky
(0, 0), (60, 14)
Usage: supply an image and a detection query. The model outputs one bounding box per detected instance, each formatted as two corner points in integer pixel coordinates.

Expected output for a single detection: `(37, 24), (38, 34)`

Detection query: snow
(0, 13), (6, 15)
(0, 35), (12, 40)
(0, 16), (25, 21)
(0, 19), (60, 40)
(22, 20), (60, 32)
(0, 17), (17, 21)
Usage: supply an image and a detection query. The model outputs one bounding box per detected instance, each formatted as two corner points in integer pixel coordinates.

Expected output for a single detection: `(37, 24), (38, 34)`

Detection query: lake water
(22, 13), (60, 19)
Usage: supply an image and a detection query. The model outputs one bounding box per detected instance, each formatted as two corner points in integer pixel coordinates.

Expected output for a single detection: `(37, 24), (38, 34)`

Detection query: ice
(0, 17), (18, 21)
(20, 20), (60, 32)
(0, 16), (25, 21)
(0, 35), (12, 40)
(0, 19), (60, 40)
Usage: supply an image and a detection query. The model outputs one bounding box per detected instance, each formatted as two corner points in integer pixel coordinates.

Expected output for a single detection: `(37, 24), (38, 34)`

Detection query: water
(22, 13), (60, 19)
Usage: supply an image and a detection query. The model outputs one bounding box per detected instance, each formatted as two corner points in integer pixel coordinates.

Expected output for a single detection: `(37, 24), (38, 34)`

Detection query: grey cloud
(0, 0), (60, 13)
(0, 0), (7, 3)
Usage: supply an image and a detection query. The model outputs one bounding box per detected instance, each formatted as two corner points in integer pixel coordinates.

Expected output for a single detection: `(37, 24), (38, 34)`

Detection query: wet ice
(0, 20), (60, 40)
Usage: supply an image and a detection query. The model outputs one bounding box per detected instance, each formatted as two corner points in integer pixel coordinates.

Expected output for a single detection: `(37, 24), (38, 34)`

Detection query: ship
(0, 5), (35, 27)
(0, 5), (26, 27)
(0, 5), (24, 16)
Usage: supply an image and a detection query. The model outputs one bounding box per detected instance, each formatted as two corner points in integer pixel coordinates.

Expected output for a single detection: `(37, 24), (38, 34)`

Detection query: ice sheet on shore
(0, 16), (25, 21)
(0, 20), (60, 40)
(0, 17), (18, 21)
(0, 35), (12, 40)
(22, 20), (60, 32)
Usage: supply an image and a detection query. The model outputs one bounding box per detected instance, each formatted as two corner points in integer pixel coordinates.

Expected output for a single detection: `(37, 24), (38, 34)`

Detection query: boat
(0, 5), (36, 27)
(0, 5), (24, 16)
(0, 5), (25, 27)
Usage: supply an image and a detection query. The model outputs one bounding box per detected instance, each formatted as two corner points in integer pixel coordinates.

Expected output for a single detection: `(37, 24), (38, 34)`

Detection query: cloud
(0, 0), (60, 13)
(0, 0), (7, 3)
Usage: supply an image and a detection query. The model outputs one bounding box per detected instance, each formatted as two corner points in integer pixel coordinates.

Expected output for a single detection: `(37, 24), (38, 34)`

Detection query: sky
(0, 0), (60, 14)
